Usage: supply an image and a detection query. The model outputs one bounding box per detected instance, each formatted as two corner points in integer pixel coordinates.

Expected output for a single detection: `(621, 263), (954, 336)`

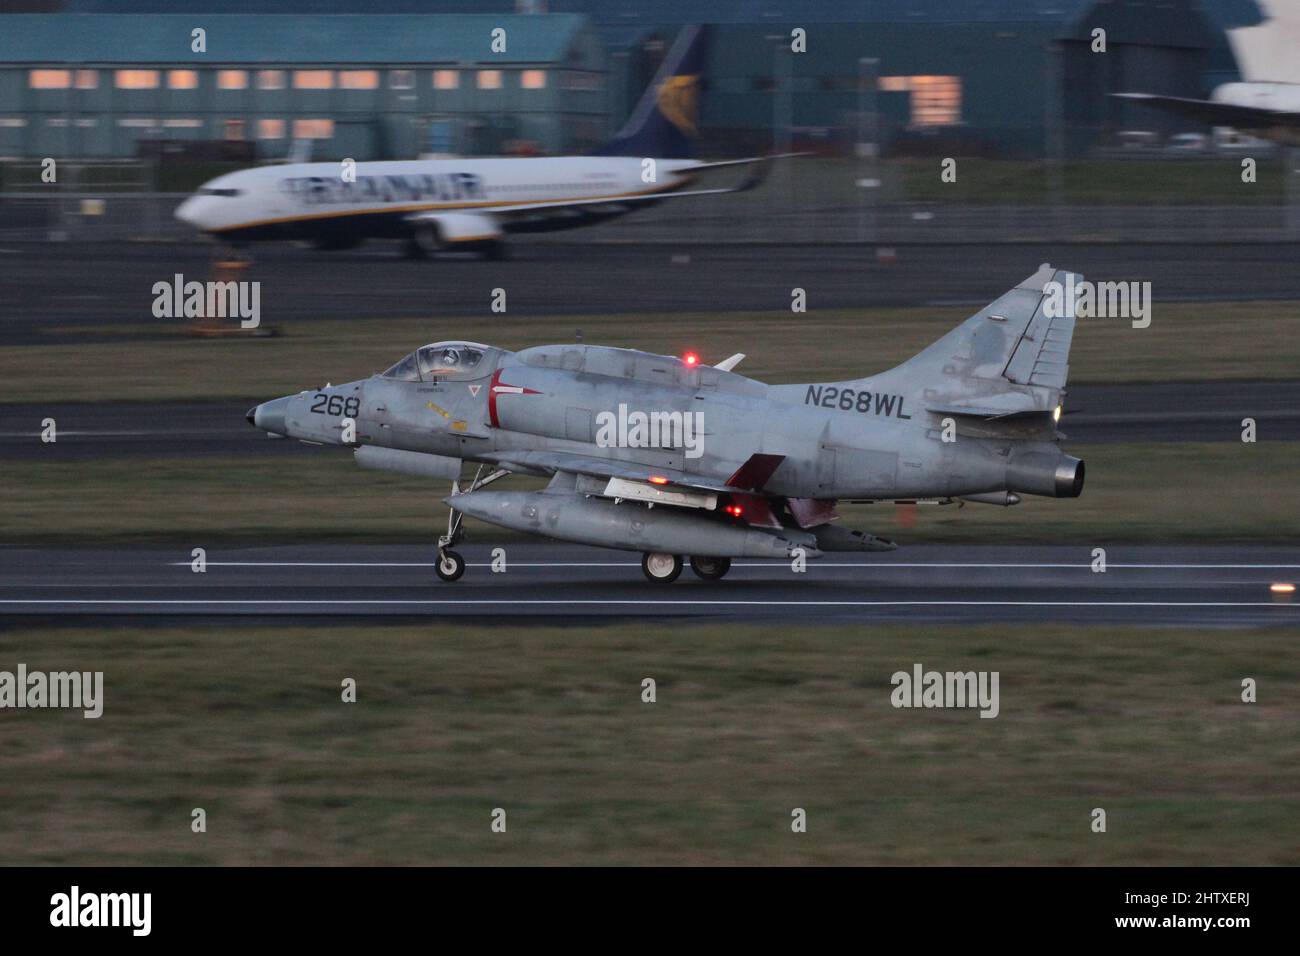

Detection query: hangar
(0, 13), (607, 160)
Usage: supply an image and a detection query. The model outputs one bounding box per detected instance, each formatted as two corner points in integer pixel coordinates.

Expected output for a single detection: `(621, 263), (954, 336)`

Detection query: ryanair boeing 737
(174, 25), (772, 258)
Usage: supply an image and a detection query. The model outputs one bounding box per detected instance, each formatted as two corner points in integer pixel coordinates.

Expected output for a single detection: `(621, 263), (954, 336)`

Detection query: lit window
(116, 70), (160, 90)
(340, 70), (380, 90)
(0, 119), (28, 128)
(293, 70), (334, 90)
(75, 69), (98, 90)
(908, 75), (961, 126)
(258, 118), (286, 139)
(29, 69), (71, 89)
(433, 69), (459, 90)
(477, 70), (502, 90)
(168, 70), (198, 90)
(520, 70), (547, 90)
(257, 70), (285, 90)
(390, 70), (415, 90)
(293, 118), (334, 139)
(218, 70), (248, 90)
(162, 118), (203, 128)
(224, 119), (246, 141)
(879, 76), (910, 92)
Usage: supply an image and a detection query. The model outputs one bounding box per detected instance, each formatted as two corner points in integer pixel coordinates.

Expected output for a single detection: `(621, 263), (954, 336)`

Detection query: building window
(477, 70), (502, 90)
(163, 118), (203, 128)
(520, 70), (547, 90)
(75, 69), (99, 90)
(340, 70), (380, 90)
(563, 71), (603, 91)
(115, 70), (160, 90)
(167, 70), (198, 90)
(293, 70), (334, 90)
(258, 118), (286, 139)
(117, 118), (160, 128)
(0, 119), (28, 128)
(29, 69), (71, 89)
(879, 75), (963, 126)
(389, 70), (415, 90)
(293, 118), (334, 139)
(433, 69), (459, 90)
(224, 119), (246, 141)
(257, 70), (286, 90)
(218, 70), (248, 90)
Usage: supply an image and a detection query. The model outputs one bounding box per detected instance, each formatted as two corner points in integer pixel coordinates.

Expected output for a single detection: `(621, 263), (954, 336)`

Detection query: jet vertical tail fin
(864, 263), (1079, 420)
(590, 24), (710, 160)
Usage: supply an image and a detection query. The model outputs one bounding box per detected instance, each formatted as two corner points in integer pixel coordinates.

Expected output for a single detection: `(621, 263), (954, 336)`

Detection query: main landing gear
(641, 553), (734, 583)
(436, 464), (509, 583)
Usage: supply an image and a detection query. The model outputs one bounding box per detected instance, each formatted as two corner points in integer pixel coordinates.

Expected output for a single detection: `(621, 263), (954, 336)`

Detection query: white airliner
(1114, 0), (1300, 146)
(174, 25), (773, 258)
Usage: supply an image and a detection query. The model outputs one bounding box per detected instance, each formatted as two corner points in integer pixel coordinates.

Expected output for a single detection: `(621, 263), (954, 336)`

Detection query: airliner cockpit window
(381, 352), (420, 381)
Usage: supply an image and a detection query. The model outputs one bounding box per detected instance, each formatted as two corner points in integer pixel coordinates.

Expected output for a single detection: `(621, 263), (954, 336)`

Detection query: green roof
(0, 13), (589, 64)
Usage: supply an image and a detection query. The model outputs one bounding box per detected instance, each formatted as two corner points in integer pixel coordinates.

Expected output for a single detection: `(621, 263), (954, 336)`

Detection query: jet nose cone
(249, 396), (291, 436)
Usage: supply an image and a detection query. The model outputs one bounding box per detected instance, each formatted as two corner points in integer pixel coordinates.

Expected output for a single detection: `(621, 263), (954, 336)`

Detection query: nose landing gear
(436, 464), (509, 583)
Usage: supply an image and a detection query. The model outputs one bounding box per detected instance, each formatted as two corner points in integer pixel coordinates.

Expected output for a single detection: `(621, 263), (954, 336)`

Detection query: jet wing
(478, 449), (787, 496)
(1112, 92), (1300, 128)
(478, 450), (738, 493)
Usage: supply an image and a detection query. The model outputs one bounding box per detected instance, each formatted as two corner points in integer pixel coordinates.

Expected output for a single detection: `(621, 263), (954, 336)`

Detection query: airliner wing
(1112, 92), (1300, 128)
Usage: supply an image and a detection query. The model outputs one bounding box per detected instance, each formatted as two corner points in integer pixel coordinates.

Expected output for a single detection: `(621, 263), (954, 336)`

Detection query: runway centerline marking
(2, 599), (1295, 608)
(164, 561), (1300, 570)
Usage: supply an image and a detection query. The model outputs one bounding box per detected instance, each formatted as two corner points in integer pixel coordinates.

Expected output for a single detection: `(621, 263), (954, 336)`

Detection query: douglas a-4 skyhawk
(248, 265), (1085, 582)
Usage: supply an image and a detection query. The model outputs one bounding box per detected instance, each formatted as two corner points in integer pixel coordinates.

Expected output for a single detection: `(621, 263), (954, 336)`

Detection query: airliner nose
(174, 197), (198, 225)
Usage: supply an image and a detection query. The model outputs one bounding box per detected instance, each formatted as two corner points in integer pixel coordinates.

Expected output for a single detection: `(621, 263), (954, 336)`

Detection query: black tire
(436, 549), (466, 582)
(641, 552), (683, 584)
(690, 556), (732, 580)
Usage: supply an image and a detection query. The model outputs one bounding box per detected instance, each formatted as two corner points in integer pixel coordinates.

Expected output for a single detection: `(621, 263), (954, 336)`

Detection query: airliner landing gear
(642, 552), (684, 584)
(436, 464), (510, 583)
(689, 556), (732, 581)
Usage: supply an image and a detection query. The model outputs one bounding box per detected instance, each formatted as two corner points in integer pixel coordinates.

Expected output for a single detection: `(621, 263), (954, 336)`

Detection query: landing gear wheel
(436, 549), (465, 582)
(690, 556), (732, 580)
(641, 552), (683, 584)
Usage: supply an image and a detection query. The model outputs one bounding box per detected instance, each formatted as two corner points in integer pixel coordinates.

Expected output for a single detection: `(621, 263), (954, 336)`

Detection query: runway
(3, 240), (1300, 343)
(3, 543), (1296, 625)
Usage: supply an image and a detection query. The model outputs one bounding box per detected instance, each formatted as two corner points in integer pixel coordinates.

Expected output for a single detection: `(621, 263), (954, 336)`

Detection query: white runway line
(166, 561), (1300, 570)
(2, 599), (1296, 608)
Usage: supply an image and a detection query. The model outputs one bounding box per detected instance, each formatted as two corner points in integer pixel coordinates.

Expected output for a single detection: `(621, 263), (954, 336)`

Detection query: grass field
(2, 621), (1295, 865)
(898, 158), (1288, 204)
(3, 441), (1296, 544)
(6, 300), (1300, 405)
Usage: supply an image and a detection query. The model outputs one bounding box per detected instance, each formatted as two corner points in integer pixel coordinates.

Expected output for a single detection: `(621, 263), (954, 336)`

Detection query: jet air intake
(1005, 452), (1085, 499)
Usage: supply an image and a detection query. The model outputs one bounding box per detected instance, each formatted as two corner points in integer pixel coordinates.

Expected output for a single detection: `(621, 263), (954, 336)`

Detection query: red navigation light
(683, 352), (699, 367)
(726, 504), (743, 517)
(648, 475), (669, 485)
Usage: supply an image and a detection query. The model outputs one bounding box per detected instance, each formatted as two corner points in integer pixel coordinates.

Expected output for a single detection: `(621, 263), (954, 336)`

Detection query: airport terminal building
(0, 1), (1269, 161)
(0, 13), (608, 161)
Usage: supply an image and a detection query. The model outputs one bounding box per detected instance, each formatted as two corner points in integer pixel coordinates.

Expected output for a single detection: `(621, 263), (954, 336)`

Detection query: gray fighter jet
(248, 264), (1085, 583)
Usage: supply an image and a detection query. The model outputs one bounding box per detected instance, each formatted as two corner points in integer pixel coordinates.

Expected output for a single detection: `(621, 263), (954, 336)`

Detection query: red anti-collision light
(648, 476), (669, 485)
(683, 352), (699, 366)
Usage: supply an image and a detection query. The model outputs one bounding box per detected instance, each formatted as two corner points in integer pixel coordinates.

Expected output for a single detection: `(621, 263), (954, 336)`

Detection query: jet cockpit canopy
(381, 341), (499, 382)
